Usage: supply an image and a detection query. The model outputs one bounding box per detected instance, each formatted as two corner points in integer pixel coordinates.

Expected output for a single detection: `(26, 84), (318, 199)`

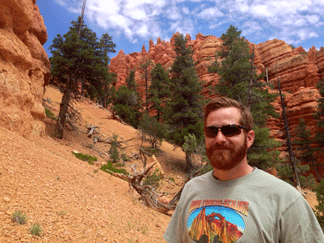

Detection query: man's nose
(214, 129), (227, 144)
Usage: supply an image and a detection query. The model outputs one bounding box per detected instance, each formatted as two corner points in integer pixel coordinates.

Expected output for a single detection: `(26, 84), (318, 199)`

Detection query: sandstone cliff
(109, 33), (323, 145)
(0, 0), (50, 138)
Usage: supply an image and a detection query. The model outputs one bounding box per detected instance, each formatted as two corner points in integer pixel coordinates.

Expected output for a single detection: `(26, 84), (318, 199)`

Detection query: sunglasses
(204, 124), (248, 138)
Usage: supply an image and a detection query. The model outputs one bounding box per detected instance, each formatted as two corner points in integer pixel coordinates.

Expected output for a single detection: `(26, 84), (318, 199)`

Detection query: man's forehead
(206, 107), (241, 124)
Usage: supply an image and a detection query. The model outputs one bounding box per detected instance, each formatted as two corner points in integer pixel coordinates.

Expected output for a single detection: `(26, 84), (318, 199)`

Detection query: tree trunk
(276, 64), (301, 192)
(55, 88), (71, 139)
(247, 46), (255, 109)
(186, 151), (193, 170)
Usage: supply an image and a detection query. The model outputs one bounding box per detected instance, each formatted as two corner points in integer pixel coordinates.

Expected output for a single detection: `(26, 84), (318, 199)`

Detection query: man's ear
(246, 130), (255, 149)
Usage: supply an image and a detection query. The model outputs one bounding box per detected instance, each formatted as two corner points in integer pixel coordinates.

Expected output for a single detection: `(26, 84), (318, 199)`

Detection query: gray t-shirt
(164, 168), (324, 243)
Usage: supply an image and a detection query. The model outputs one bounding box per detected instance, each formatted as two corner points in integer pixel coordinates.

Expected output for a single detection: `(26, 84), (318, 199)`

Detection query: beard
(206, 137), (248, 171)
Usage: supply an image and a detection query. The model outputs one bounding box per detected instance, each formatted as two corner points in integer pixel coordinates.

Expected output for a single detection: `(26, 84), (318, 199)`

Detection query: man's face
(205, 107), (253, 171)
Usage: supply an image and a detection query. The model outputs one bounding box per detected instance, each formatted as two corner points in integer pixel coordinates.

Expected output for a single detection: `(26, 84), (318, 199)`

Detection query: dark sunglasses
(204, 124), (248, 138)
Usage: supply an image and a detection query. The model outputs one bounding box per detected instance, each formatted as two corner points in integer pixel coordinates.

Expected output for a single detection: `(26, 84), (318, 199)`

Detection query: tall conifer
(165, 34), (205, 169)
(209, 25), (280, 170)
(148, 63), (170, 121)
(49, 17), (115, 138)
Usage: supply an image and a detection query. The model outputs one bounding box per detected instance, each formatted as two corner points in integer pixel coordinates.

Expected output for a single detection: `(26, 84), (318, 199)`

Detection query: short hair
(204, 97), (253, 131)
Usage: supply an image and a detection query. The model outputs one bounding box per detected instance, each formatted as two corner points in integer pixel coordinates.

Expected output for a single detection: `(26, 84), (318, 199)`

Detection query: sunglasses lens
(221, 125), (242, 136)
(205, 127), (219, 138)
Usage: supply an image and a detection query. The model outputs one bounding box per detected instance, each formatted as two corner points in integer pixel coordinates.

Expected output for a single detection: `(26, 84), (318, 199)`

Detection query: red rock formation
(109, 34), (323, 172)
(0, 0), (50, 137)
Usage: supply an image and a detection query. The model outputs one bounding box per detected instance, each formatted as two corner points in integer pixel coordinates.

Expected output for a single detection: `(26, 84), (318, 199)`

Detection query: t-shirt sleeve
(279, 195), (324, 243)
(163, 182), (193, 243)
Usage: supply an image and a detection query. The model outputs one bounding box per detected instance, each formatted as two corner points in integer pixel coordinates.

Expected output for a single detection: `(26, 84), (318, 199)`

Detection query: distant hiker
(164, 97), (324, 243)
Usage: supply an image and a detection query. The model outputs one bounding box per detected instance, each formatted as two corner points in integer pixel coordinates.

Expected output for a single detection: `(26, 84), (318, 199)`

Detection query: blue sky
(38, 0), (324, 60)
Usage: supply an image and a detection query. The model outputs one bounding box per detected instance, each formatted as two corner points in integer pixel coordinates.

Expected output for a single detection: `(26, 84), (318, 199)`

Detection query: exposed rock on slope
(0, 0), (50, 138)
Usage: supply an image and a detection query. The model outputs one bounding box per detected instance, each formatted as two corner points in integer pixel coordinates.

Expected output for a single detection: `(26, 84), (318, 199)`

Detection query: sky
(38, 0), (324, 60)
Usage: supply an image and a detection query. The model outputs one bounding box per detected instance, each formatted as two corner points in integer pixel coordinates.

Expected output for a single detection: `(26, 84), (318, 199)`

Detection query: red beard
(206, 138), (248, 171)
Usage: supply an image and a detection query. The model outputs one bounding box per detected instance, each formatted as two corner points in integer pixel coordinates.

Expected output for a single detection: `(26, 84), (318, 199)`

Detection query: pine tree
(148, 63), (170, 121)
(292, 118), (319, 183)
(49, 17), (115, 138)
(112, 70), (142, 128)
(126, 70), (137, 90)
(109, 134), (120, 163)
(139, 57), (153, 111)
(209, 25), (280, 171)
(165, 34), (205, 169)
(314, 79), (324, 153)
(139, 112), (165, 148)
(315, 178), (324, 231)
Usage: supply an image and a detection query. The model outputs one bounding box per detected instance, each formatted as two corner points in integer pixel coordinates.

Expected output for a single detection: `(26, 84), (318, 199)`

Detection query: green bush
(72, 152), (97, 165)
(45, 108), (56, 120)
(143, 170), (161, 188)
(109, 134), (120, 163)
(30, 223), (42, 236)
(11, 211), (27, 225)
(100, 161), (128, 175)
(121, 153), (130, 162)
(315, 179), (324, 231)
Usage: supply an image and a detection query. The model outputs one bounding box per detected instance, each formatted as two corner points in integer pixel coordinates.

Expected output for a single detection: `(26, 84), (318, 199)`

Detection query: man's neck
(213, 162), (254, 181)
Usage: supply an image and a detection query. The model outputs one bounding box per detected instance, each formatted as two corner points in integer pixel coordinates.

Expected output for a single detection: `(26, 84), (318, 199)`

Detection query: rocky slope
(0, 0), (50, 138)
(1, 85), (186, 242)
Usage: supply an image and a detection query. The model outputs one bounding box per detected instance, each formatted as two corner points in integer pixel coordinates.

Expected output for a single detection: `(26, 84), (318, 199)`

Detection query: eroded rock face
(109, 32), (323, 156)
(0, 0), (50, 137)
(256, 39), (320, 93)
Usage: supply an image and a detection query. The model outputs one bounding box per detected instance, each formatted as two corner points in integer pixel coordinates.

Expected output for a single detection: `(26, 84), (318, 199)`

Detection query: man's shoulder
(253, 168), (301, 197)
(185, 171), (213, 188)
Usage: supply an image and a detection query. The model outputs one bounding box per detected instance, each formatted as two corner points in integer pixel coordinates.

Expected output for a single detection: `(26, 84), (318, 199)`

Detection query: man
(164, 97), (324, 243)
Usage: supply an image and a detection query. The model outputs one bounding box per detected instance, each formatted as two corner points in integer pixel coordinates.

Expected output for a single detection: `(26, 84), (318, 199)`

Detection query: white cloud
(55, 0), (67, 7)
(306, 15), (320, 25)
(182, 7), (190, 15)
(136, 24), (149, 37)
(197, 7), (224, 19)
(56, 0), (324, 49)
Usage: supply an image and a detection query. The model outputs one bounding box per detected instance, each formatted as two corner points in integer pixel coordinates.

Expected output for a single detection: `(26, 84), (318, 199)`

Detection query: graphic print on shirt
(187, 199), (249, 243)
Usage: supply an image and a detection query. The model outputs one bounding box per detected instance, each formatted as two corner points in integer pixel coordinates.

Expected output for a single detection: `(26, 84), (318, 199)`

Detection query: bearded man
(164, 97), (324, 243)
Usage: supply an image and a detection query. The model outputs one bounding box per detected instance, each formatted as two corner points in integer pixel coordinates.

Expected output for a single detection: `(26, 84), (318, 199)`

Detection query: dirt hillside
(0, 85), (189, 242)
(0, 85), (318, 242)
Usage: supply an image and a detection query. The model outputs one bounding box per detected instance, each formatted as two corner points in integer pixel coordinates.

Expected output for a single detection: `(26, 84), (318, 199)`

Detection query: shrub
(315, 178), (324, 231)
(45, 108), (56, 120)
(100, 161), (128, 175)
(121, 153), (130, 162)
(72, 152), (97, 165)
(11, 211), (27, 225)
(109, 134), (120, 163)
(143, 170), (161, 188)
(30, 223), (42, 236)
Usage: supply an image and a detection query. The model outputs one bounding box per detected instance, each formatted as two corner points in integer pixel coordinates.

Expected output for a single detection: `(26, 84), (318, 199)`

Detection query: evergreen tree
(148, 63), (170, 121)
(112, 70), (142, 128)
(165, 34), (205, 169)
(208, 25), (280, 171)
(314, 79), (324, 153)
(49, 17), (114, 138)
(278, 119), (317, 188)
(293, 118), (319, 182)
(315, 178), (324, 231)
(139, 57), (153, 111)
(98, 33), (116, 108)
(109, 134), (120, 163)
(126, 70), (137, 90)
(139, 112), (165, 148)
